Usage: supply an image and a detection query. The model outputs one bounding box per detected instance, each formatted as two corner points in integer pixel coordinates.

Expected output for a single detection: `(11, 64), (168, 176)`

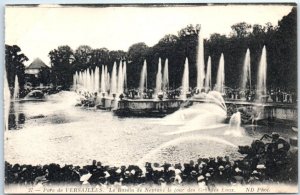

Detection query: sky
(5, 4), (294, 66)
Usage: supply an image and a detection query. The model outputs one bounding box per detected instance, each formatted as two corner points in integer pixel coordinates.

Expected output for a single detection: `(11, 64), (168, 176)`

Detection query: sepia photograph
(4, 3), (298, 193)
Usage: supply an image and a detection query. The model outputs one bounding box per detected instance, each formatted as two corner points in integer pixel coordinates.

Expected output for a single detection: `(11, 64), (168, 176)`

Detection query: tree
(38, 67), (51, 86)
(5, 45), (28, 95)
(127, 42), (149, 88)
(230, 22), (252, 38)
(73, 45), (92, 71)
(49, 45), (74, 88)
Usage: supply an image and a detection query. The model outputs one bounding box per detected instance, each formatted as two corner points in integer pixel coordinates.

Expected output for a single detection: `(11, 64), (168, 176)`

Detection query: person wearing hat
(205, 172), (215, 189)
(158, 177), (167, 187)
(186, 170), (198, 183)
(174, 167), (182, 184)
(214, 165), (228, 184)
(123, 170), (132, 185)
(197, 175), (206, 187)
(232, 166), (245, 185)
(248, 170), (261, 184)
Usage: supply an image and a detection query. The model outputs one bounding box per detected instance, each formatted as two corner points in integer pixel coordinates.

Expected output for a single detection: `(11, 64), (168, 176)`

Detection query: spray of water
(117, 61), (123, 94)
(181, 57), (189, 98)
(155, 58), (163, 95)
(163, 58), (169, 91)
(196, 27), (205, 90)
(101, 65), (106, 93)
(161, 91), (227, 132)
(139, 60), (147, 94)
(204, 56), (212, 92)
(110, 62), (117, 95)
(4, 70), (11, 131)
(216, 53), (225, 93)
(13, 75), (19, 100)
(94, 67), (100, 92)
(122, 61), (127, 91)
(224, 112), (244, 137)
(241, 49), (251, 92)
(256, 46), (267, 99)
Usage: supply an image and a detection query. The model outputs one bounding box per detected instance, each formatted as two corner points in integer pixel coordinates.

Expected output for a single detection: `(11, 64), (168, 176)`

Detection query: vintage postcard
(4, 3), (298, 194)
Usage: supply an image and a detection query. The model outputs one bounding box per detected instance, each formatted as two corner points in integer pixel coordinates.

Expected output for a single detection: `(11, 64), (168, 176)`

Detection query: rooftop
(26, 58), (49, 69)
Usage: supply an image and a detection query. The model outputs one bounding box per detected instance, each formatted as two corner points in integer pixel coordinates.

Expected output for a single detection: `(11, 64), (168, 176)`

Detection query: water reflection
(8, 102), (26, 130)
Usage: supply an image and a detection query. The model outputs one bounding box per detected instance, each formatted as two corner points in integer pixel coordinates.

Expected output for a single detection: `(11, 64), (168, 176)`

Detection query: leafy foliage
(5, 45), (28, 90)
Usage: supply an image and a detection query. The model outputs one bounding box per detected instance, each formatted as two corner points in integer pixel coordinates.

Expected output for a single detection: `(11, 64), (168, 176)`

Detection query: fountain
(106, 73), (110, 94)
(181, 57), (190, 99)
(13, 75), (20, 100)
(103, 66), (109, 94)
(90, 69), (94, 92)
(94, 66), (100, 93)
(181, 58), (190, 99)
(204, 56), (211, 92)
(4, 70), (11, 131)
(215, 53), (225, 93)
(84, 69), (88, 92)
(155, 58), (163, 96)
(241, 49), (251, 94)
(72, 72), (77, 91)
(122, 61), (127, 91)
(136, 90), (238, 165)
(139, 60), (147, 96)
(163, 58), (169, 91)
(256, 46), (267, 102)
(110, 62), (117, 96)
(117, 61), (123, 94)
(162, 91), (227, 133)
(196, 27), (205, 91)
(101, 65), (106, 94)
(224, 112), (243, 137)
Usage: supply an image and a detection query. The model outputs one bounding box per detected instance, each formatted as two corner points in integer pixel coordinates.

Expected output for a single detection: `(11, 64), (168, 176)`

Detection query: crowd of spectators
(5, 146), (297, 187)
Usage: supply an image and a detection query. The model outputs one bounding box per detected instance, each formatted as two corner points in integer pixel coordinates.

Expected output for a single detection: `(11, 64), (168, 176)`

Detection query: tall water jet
(91, 69), (95, 92)
(4, 69), (11, 130)
(155, 58), (163, 95)
(107, 73), (111, 94)
(117, 61), (123, 94)
(241, 49), (251, 92)
(101, 65), (106, 93)
(94, 67), (100, 92)
(76, 71), (79, 90)
(83, 70), (87, 91)
(196, 26), (205, 90)
(139, 60), (147, 95)
(72, 73), (76, 91)
(216, 53), (225, 93)
(104, 65), (108, 93)
(86, 68), (92, 92)
(13, 75), (20, 100)
(204, 56), (211, 92)
(256, 46), (267, 100)
(122, 61), (127, 91)
(78, 71), (83, 89)
(163, 58), (169, 91)
(181, 57), (189, 98)
(110, 62), (117, 95)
